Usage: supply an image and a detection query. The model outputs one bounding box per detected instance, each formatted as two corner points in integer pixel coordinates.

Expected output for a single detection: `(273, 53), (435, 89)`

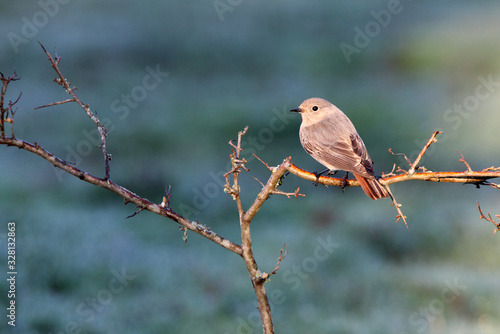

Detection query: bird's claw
(341, 172), (349, 192)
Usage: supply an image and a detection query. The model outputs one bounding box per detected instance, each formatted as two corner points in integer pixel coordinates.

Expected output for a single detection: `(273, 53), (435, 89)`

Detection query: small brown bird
(291, 97), (388, 200)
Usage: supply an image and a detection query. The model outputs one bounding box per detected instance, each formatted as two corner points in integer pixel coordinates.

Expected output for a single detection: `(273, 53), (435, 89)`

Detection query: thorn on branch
(477, 201), (500, 234)
(39, 43), (112, 181)
(126, 206), (146, 219)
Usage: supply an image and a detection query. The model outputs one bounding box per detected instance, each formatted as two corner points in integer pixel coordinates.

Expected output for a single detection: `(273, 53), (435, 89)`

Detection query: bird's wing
(302, 131), (374, 178)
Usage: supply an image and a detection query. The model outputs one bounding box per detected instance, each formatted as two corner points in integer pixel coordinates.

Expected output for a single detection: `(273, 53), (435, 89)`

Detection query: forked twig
(39, 42), (111, 180)
(477, 201), (500, 233)
(256, 244), (288, 282)
(408, 130), (441, 174)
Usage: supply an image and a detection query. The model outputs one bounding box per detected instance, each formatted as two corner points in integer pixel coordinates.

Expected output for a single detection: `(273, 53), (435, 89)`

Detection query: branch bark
(288, 164), (500, 187)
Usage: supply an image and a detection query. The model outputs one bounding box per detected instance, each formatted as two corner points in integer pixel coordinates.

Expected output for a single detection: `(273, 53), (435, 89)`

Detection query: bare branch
(271, 187), (304, 198)
(388, 148), (412, 167)
(257, 244), (288, 283)
(483, 181), (500, 190)
(253, 153), (274, 172)
(408, 130), (441, 174)
(0, 71), (21, 139)
(287, 131), (500, 227)
(457, 150), (472, 174)
(39, 42), (111, 180)
(34, 98), (76, 109)
(0, 136), (243, 255)
(384, 185), (408, 228)
(126, 206), (146, 219)
(477, 201), (500, 234)
(286, 163), (500, 188)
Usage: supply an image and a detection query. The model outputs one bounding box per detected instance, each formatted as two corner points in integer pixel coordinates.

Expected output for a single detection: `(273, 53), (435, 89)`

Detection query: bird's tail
(353, 174), (389, 200)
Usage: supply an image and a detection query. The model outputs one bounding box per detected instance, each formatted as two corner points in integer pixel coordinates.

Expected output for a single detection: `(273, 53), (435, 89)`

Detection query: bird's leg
(312, 169), (337, 186)
(312, 168), (330, 186)
(341, 172), (349, 192)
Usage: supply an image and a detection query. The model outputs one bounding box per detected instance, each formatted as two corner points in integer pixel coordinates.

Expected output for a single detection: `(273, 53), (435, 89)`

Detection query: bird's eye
(312, 106), (318, 111)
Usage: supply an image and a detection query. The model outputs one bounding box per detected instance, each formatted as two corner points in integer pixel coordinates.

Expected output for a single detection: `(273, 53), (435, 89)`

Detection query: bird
(291, 97), (388, 200)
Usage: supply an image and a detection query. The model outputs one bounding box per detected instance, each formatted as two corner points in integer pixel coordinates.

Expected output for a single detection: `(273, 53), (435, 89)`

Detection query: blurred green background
(1, 1), (500, 333)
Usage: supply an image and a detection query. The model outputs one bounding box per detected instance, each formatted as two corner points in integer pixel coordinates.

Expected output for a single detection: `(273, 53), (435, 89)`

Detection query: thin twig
(228, 125), (249, 159)
(384, 185), (408, 228)
(257, 244), (288, 283)
(483, 181), (500, 190)
(477, 201), (500, 233)
(0, 71), (21, 139)
(35, 98), (76, 109)
(457, 150), (472, 174)
(408, 131), (442, 174)
(126, 206), (146, 218)
(179, 226), (188, 245)
(39, 42), (111, 180)
(253, 176), (265, 187)
(160, 185), (173, 210)
(388, 148), (412, 167)
(271, 187), (304, 198)
(253, 153), (274, 172)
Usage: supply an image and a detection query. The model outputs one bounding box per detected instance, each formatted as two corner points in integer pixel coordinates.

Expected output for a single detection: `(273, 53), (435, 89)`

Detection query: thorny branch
(286, 131), (500, 229)
(223, 126), (295, 333)
(0, 71), (21, 139)
(0, 46), (242, 257)
(256, 244), (288, 283)
(39, 42), (111, 180)
(1, 46), (500, 334)
(477, 201), (500, 234)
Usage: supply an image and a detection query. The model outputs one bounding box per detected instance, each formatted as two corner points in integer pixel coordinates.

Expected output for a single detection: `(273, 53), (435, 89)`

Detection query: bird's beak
(290, 107), (302, 113)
